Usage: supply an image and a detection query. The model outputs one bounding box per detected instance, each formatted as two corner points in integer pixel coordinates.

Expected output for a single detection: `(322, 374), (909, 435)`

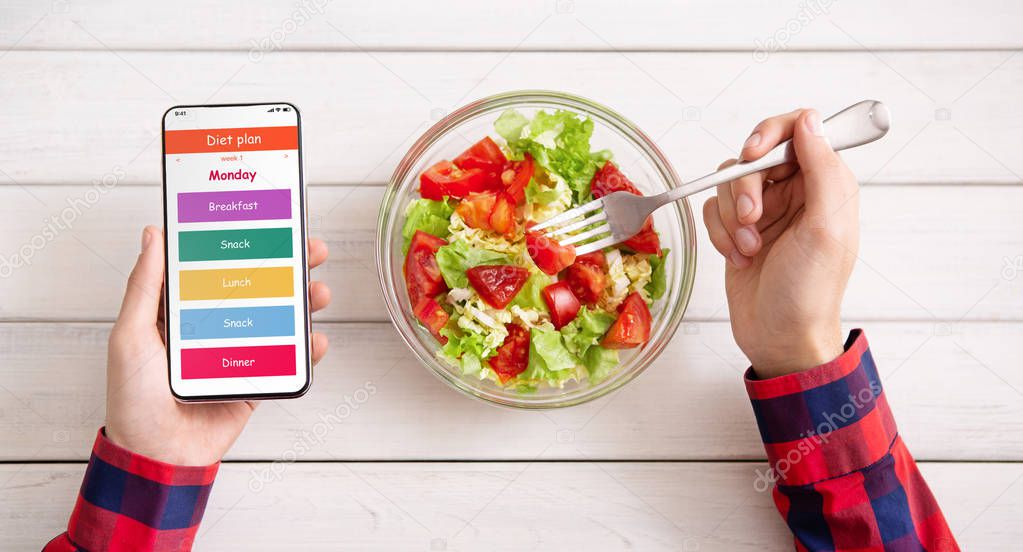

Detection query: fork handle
(663, 100), (891, 202)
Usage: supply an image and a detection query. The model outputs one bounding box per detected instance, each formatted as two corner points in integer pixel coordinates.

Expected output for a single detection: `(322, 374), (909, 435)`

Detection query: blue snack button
(179, 305), (295, 340)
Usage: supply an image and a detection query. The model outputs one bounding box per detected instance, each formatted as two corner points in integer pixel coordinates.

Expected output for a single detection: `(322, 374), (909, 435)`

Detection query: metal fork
(531, 100), (892, 256)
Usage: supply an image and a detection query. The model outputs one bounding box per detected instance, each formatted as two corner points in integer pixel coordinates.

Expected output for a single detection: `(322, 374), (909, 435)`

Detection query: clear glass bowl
(376, 90), (696, 409)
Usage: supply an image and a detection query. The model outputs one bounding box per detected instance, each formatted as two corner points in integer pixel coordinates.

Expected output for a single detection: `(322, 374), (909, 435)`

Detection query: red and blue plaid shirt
(746, 330), (959, 551)
(46, 330), (956, 551)
(43, 429), (217, 552)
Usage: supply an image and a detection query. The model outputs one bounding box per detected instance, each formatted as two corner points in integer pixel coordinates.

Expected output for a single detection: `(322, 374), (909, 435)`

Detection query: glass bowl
(376, 90), (696, 409)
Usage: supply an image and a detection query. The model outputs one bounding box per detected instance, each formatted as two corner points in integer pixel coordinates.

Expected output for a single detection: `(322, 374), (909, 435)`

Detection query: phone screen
(162, 103), (310, 401)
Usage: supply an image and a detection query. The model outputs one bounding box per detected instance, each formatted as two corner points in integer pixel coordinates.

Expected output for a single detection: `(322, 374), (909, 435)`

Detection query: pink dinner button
(181, 344), (296, 379)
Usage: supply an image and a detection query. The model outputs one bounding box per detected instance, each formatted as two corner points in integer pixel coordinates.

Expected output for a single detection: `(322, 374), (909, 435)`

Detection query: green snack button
(179, 227), (293, 262)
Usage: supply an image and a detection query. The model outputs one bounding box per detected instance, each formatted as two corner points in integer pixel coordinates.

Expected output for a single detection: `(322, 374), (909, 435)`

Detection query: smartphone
(162, 102), (311, 401)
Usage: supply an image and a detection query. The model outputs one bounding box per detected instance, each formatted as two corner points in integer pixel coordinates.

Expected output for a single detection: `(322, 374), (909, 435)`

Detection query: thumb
(792, 109), (856, 219)
(116, 226), (165, 330)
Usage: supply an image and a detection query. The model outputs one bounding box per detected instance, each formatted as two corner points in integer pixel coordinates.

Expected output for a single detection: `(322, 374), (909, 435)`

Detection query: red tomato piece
(403, 230), (448, 306)
(591, 160), (642, 197)
(563, 261), (605, 305)
(420, 160), (492, 200)
(575, 250), (606, 269)
(542, 281), (582, 329)
(526, 232), (576, 275)
(455, 192), (497, 230)
(466, 265), (529, 309)
(413, 297), (449, 344)
(488, 192), (516, 237)
(489, 323), (530, 383)
(590, 161), (661, 254)
(622, 221), (661, 255)
(601, 292), (652, 349)
(501, 153), (534, 204)
(454, 137), (507, 176)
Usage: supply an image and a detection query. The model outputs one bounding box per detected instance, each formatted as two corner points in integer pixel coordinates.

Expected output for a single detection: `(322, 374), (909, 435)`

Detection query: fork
(531, 100), (892, 256)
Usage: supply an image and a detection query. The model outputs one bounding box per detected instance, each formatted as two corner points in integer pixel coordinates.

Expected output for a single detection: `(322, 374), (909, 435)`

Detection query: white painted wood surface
(2, 462), (1020, 551)
(1, 1), (1020, 549)
(1, 51), (1021, 186)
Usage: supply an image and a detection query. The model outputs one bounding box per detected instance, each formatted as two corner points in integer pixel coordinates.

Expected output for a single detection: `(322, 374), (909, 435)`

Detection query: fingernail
(804, 110), (824, 136)
(743, 132), (761, 150)
(735, 225), (759, 254)
(736, 194), (755, 219)
(141, 228), (152, 251)
(729, 250), (751, 269)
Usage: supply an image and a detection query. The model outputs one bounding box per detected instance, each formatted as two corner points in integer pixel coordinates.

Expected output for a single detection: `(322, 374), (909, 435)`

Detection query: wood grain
(3, 1), (1021, 50)
(1, 184), (1019, 322)
(1, 461), (1019, 551)
(2, 321), (1020, 462)
(1, 51), (1021, 187)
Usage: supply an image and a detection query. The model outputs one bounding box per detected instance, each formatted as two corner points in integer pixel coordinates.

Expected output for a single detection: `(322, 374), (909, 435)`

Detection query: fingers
(703, 196), (751, 269)
(309, 280), (332, 313)
(791, 109), (858, 220)
(116, 226), (165, 330)
(732, 111), (802, 230)
(308, 238), (328, 269)
(740, 109), (802, 162)
(715, 160), (763, 258)
(311, 332), (329, 366)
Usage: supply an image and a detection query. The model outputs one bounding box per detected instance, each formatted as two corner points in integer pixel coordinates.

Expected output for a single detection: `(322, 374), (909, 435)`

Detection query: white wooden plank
(0, 51), (1020, 187)
(1, 321), (1020, 461)
(3, 1), (1021, 51)
(1, 461), (1019, 551)
(0, 185), (1019, 322)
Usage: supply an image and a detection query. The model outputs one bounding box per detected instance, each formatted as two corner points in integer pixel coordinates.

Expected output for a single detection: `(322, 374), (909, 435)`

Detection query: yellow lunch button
(179, 266), (294, 300)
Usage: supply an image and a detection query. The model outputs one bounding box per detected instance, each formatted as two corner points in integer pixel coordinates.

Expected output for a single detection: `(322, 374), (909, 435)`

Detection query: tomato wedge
(542, 281), (581, 329)
(526, 232), (576, 275)
(404, 230), (448, 306)
(591, 160), (643, 196)
(623, 222), (661, 255)
(590, 161), (661, 254)
(413, 297), (449, 344)
(501, 153), (534, 204)
(489, 323), (530, 383)
(488, 192), (516, 237)
(601, 292), (652, 349)
(455, 192), (497, 230)
(466, 265), (529, 309)
(563, 261), (605, 305)
(575, 251), (606, 268)
(454, 137), (507, 176)
(420, 160), (492, 200)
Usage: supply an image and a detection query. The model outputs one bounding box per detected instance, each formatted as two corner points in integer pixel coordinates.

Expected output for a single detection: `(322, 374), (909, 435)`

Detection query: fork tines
(530, 196), (615, 255)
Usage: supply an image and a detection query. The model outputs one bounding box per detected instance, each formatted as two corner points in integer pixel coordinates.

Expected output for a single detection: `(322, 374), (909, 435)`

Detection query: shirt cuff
(744, 330), (899, 487)
(66, 428), (219, 551)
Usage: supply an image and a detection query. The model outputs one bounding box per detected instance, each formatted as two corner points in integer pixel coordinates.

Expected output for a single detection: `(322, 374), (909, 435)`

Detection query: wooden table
(2, 2), (1021, 549)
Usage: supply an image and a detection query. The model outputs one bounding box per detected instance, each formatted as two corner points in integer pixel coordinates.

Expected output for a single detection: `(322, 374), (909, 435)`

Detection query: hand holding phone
(105, 226), (331, 465)
(162, 103), (316, 401)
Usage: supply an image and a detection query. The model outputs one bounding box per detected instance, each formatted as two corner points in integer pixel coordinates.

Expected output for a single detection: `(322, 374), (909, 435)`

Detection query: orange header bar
(165, 126), (298, 154)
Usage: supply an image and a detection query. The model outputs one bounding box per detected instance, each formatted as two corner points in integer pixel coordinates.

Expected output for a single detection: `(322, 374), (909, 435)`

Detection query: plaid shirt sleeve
(42, 428), (218, 552)
(745, 330), (959, 551)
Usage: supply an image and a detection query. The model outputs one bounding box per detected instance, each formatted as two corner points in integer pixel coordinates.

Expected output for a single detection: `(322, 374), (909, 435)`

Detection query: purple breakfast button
(177, 189), (292, 223)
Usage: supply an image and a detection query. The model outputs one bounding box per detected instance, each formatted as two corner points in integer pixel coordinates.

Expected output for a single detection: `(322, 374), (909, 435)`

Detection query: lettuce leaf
(645, 248), (670, 300)
(509, 271), (552, 313)
(496, 109), (612, 203)
(494, 109), (529, 145)
(434, 240), (512, 289)
(582, 346), (619, 383)
(402, 199), (453, 253)
(559, 306), (616, 357)
(524, 325), (577, 382)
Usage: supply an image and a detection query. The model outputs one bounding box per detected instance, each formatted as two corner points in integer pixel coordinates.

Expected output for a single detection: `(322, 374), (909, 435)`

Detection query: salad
(402, 109), (668, 391)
